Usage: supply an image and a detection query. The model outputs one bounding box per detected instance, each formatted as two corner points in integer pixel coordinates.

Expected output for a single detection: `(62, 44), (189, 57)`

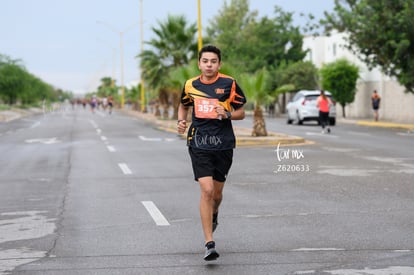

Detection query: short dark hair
(198, 45), (221, 62)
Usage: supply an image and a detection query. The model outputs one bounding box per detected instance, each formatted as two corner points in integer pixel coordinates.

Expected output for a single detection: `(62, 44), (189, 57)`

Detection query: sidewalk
(338, 117), (414, 131)
(356, 120), (414, 130)
(0, 108), (43, 122)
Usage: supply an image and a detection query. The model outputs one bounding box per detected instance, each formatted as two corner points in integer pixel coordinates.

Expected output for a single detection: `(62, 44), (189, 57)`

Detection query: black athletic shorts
(188, 147), (233, 182)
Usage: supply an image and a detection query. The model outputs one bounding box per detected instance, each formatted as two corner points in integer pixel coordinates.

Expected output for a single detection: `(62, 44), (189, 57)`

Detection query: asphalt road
(0, 107), (413, 275)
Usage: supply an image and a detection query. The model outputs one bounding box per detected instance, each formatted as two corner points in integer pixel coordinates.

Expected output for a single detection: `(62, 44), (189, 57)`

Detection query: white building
(303, 32), (414, 123)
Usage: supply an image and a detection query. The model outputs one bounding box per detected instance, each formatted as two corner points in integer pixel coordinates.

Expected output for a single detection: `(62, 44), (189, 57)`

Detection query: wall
(303, 32), (414, 123)
(347, 79), (414, 123)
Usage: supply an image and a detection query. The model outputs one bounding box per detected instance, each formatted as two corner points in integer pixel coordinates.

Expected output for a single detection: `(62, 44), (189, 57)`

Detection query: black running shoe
(204, 241), (219, 261)
(212, 212), (218, 232)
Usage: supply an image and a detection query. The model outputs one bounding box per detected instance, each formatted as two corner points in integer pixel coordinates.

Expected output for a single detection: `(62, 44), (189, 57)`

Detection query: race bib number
(194, 98), (219, 119)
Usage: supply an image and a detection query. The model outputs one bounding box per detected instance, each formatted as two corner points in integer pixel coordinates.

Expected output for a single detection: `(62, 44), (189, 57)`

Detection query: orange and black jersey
(180, 73), (247, 150)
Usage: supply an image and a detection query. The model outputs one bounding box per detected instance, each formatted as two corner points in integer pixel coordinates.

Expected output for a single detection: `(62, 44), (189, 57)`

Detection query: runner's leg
(213, 180), (224, 213)
(198, 176), (215, 243)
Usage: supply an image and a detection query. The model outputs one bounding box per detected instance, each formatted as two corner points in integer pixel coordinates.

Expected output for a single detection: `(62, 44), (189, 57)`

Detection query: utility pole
(97, 21), (138, 109)
(120, 32), (125, 108)
(197, 0), (203, 51)
(140, 0), (146, 112)
(96, 38), (116, 88)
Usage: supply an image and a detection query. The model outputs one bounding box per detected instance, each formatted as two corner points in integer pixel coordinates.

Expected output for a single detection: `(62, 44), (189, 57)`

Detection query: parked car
(286, 90), (336, 125)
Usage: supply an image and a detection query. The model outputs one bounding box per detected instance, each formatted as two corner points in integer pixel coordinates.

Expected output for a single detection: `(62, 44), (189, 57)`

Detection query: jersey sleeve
(230, 80), (247, 110)
(180, 80), (194, 107)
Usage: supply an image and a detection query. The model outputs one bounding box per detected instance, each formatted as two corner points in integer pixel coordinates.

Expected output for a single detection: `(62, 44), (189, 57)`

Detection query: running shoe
(204, 241), (219, 261)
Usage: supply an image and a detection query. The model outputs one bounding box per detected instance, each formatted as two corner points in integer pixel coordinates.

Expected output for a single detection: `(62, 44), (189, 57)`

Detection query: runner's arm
(177, 103), (189, 134)
(229, 107), (245, 120)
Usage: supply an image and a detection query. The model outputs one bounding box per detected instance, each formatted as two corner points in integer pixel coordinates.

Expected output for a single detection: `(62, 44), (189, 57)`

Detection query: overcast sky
(1, 0), (334, 95)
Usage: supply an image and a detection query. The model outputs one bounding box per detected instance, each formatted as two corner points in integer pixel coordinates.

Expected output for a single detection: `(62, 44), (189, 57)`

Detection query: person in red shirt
(316, 90), (332, 133)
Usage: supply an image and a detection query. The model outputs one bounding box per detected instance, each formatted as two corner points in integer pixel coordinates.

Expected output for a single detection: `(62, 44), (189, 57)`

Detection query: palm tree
(97, 77), (116, 96)
(169, 60), (200, 119)
(239, 69), (273, 137)
(139, 15), (198, 117)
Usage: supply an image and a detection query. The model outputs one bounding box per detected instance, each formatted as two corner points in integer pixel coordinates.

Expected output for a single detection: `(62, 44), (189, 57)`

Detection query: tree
(139, 15), (198, 117)
(0, 63), (28, 104)
(323, 0), (414, 93)
(169, 60), (200, 119)
(206, 0), (254, 70)
(207, 1), (306, 74)
(22, 75), (54, 105)
(277, 61), (319, 113)
(139, 15), (198, 89)
(1, 54), (66, 105)
(97, 77), (116, 94)
(239, 68), (273, 136)
(320, 59), (359, 118)
(127, 84), (140, 110)
(278, 61), (319, 91)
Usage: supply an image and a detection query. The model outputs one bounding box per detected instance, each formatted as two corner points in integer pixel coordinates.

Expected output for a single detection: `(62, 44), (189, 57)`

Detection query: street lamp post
(197, 0), (203, 51)
(119, 31), (125, 108)
(111, 47), (115, 88)
(97, 21), (138, 109)
(97, 38), (116, 88)
(139, 0), (146, 112)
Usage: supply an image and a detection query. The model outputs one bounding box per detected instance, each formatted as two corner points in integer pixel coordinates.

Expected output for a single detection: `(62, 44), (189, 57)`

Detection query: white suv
(286, 90), (336, 125)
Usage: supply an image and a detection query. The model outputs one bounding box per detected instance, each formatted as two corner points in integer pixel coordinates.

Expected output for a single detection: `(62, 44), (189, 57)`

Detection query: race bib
(194, 98), (218, 119)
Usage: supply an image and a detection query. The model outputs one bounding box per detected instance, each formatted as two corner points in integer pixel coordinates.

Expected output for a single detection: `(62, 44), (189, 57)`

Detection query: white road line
(139, 135), (162, 141)
(107, 145), (115, 152)
(138, 135), (177, 142)
(292, 248), (345, 251)
(30, 121), (41, 128)
(25, 138), (60, 144)
(306, 132), (339, 138)
(347, 131), (371, 136)
(96, 111), (105, 117)
(89, 120), (98, 128)
(101, 136), (107, 141)
(118, 163), (132, 174)
(397, 132), (414, 136)
(141, 201), (170, 226)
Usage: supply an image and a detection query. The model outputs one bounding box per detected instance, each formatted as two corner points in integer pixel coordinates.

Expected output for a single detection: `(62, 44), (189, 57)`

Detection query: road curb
(235, 134), (306, 147)
(356, 120), (414, 131)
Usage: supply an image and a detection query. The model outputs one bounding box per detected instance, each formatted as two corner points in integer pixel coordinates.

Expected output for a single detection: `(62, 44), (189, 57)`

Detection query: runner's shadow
(205, 262), (220, 269)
